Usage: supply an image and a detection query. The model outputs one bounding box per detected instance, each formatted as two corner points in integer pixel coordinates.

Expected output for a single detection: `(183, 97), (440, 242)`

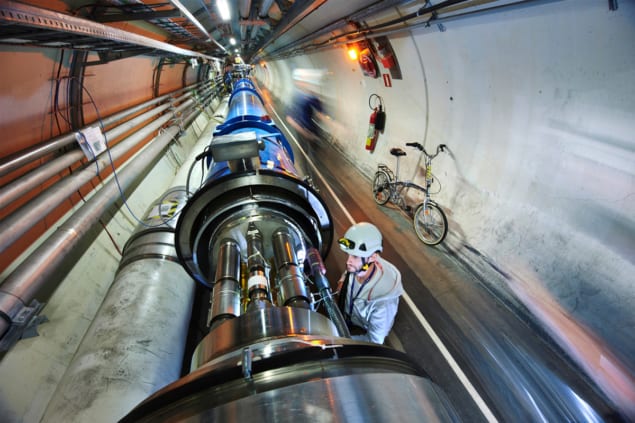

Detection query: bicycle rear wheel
(413, 202), (448, 245)
(372, 170), (391, 205)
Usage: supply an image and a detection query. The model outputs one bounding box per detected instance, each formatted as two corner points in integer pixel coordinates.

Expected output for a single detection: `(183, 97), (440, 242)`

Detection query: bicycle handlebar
(405, 142), (447, 158)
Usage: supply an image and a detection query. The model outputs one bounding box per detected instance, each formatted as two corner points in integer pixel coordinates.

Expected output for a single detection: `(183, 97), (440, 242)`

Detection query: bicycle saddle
(390, 148), (406, 156)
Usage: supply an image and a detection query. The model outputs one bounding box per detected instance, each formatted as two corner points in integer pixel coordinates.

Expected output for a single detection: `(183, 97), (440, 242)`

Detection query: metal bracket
(0, 300), (48, 352)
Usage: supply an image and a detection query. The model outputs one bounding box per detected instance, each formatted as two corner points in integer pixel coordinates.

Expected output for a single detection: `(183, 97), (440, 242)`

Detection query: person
(285, 69), (326, 145)
(336, 222), (403, 344)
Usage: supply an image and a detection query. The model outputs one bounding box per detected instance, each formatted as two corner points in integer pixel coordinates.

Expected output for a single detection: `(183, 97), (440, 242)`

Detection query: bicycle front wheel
(372, 170), (391, 205)
(413, 202), (448, 245)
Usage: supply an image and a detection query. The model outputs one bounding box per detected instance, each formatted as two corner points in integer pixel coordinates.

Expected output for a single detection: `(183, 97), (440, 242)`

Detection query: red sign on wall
(383, 73), (392, 87)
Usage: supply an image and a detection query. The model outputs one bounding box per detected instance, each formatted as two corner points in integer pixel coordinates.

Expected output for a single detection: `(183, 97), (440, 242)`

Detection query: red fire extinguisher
(366, 94), (385, 152)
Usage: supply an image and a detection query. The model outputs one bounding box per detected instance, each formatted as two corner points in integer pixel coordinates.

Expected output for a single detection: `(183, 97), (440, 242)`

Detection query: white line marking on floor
(270, 101), (498, 423)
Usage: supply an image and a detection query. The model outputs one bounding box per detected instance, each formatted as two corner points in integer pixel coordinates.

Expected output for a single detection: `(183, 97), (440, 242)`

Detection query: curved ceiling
(0, 0), (526, 63)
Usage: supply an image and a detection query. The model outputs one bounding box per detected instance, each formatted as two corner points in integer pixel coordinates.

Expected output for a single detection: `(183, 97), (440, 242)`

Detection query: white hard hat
(338, 222), (383, 258)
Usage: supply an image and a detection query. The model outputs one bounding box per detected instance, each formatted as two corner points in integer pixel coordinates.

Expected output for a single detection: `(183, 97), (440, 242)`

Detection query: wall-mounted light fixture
(347, 44), (358, 60)
(217, 0), (231, 21)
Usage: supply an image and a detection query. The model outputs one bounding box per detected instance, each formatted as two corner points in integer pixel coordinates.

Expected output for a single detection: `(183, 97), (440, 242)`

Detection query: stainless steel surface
(192, 306), (339, 368)
(41, 257), (195, 423)
(166, 373), (460, 422)
(210, 239), (242, 326)
(272, 228), (310, 308)
(176, 172), (332, 286)
(0, 120), (187, 339)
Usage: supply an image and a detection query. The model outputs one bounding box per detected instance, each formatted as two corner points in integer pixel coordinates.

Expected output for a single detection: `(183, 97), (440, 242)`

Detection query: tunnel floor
(261, 95), (625, 423)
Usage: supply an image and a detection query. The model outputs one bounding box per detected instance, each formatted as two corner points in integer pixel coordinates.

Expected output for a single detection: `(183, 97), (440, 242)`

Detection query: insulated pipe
(41, 189), (195, 423)
(271, 228), (310, 309)
(0, 87), (205, 206)
(0, 83), (205, 177)
(239, 0), (252, 41)
(0, 103), (172, 206)
(209, 239), (242, 328)
(40, 101), (228, 420)
(0, 111), (196, 340)
(0, 98), (198, 254)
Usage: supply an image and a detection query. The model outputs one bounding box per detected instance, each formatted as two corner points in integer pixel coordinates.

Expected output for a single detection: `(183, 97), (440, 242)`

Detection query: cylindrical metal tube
(0, 103), (171, 207)
(41, 198), (195, 423)
(271, 229), (310, 308)
(0, 106), (185, 255)
(246, 223), (271, 311)
(271, 228), (297, 269)
(0, 84), (201, 178)
(0, 114), (190, 339)
(209, 239), (242, 327)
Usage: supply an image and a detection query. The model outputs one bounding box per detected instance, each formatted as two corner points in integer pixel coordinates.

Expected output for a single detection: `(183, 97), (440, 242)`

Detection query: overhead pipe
(239, 0), (252, 42)
(0, 97), (201, 255)
(271, 0), (564, 60)
(251, 0), (328, 60)
(0, 108), (201, 342)
(0, 83), (206, 178)
(259, 0), (275, 18)
(247, 0), (275, 43)
(0, 84), (212, 206)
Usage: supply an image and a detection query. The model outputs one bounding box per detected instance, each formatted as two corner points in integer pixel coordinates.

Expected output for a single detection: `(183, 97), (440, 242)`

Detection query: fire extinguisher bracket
(366, 94), (386, 152)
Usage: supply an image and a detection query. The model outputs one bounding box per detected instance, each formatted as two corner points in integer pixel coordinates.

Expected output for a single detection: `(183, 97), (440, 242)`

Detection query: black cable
(79, 81), (182, 228)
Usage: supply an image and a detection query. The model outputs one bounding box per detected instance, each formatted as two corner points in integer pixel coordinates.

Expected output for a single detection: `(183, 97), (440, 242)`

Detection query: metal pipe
(0, 103), (171, 207)
(0, 96), (200, 255)
(35, 100), (220, 419)
(209, 238), (242, 328)
(0, 112), (173, 255)
(0, 86), (209, 207)
(271, 228), (310, 309)
(0, 113), (192, 340)
(0, 83), (204, 177)
(258, 0), (275, 18)
(239, 0), (252, 19)
(41, 190), (195, 423)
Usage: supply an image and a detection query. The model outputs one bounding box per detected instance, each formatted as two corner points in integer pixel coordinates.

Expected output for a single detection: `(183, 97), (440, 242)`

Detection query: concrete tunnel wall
(254, 0), (635, 371)
(0, 0), (633, 420)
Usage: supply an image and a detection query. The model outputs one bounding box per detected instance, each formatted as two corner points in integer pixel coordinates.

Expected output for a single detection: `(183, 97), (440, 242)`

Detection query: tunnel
(0, 1), (634, 422)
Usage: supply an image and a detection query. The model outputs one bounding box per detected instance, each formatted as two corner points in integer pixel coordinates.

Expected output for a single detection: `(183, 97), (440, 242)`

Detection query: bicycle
(372, 142), (448, 245)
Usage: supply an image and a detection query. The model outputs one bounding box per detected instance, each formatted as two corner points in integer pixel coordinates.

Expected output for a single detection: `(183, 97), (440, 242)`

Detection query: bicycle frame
(372, 143), (448, 245)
